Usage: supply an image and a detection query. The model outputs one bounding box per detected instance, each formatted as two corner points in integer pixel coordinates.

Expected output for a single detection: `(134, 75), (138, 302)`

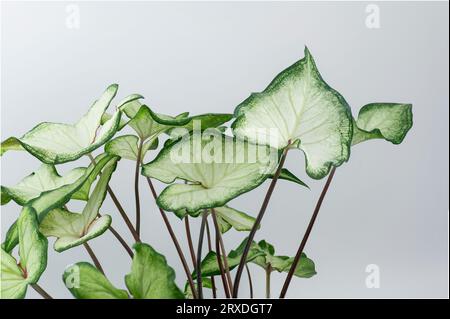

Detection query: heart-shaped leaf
(105, 135), (158, 162)
(1, 155), (118, 253)
(1, 207), (48, 299)
(1, 165), (86, 206)
(142, 131), (278, 213)
(62, 262), (129, 299)
(1, 85), (122, 164)
(352, 103), (413, 146)
(231, 48), (353, 179)
(125, 243), (184, 299)
(39, 157), (118, 252)
(251, 240), (316, 278)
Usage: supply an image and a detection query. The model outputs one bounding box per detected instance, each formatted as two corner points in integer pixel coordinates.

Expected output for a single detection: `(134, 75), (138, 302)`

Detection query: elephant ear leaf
(1, 207), (48, 299)
(105, 135), (157, 162)
(1, 84), (122, 164)
(232, 47), (353, 179)
(214, 206), (257, 233)
(142, 132), (278, 213)
(62, 262), (128, 299)
(125, 243), (184, 299)
(352, 103), (413, 146)
(39, 157), (118, 252)
(1, 165), (86, 206)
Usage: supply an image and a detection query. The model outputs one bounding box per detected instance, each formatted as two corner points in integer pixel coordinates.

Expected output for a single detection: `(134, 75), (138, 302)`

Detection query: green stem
(232, 144), (290, 297)
(31, 283), (53, 299)
(279, 167), (336, 298)
(134, 139), (144, 236)
(265, 265), (272, 299)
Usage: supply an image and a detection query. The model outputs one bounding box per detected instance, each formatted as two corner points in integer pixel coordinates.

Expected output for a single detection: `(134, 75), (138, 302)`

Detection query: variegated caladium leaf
(193, 238), (265, 279)
(172, 206), (257, 234)
(62, 262), (129, 299)
(231, 47), (353, 179)
(351, 103), (413, 146)
(0, 137), (23, 156)
(1, 207), (48, 299)
(142, 131), (279, 213)
(39, 157), (119, 252)
(105, 135), (158, 161)
(1, 85), (123, 164)
(184, 278), (213, 299)
(125, 243), (184, 299)
(1, 165), (86, 206)
(252, 240), (316, 278)
(1, 155), (118, 253)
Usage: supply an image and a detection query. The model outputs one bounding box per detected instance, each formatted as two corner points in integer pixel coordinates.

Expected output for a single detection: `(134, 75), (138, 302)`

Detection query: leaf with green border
(251, 240), (316, 278)
(1, 165), (86, 206)
(125, 243), (184, 299)
(39, 157), (118, 252)
(352, 103), (413, 146)
(105, 135), (158, 162)
(1, 85), (122, 164)
(0, 137), (24, 156)
(1, 155), (118, 252)
(142, 131), (279, 213)
(193, 238), (265, 278)
(1, 207), (48, 299)
(231, 47), (353, 179)
(62, 262), (129, 299)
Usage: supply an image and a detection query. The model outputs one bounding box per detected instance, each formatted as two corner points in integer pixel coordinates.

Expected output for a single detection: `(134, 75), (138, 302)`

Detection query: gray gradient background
(1, 1), (448, 298)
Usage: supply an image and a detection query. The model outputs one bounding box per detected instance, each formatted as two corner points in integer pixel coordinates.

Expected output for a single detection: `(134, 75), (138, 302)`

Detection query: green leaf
(125, 243), (184, 299)
(0, 137), (24, 156)
(251, 240), (316, 277)
(193, 238), (265, 278)
(105, 135), (157, 161)
(214, 206), (256, 232)
(184, 278), (213, 299)
(2, 85), (122, 164)
(272, 168), (309, 189)
(1, 207), (48, 299)
(1, 165), (86, 206)
(39, 158), (118, 252)
(2, 155), (118, 252)
(142, 132), (278, 213)
(62, 262), (129, 299)
(352, 103), (413, 146)
(232, 47), (353, 179)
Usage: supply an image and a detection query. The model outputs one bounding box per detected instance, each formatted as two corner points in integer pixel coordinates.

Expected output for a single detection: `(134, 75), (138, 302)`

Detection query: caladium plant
(0, 47), (412, 299)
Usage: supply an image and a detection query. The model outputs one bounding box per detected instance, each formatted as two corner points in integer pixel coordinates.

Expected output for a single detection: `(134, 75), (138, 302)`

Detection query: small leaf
(142, 132), (278, 213)
(40, 158), (118, 252)
(105, 135), (155, 161)
(125, 243), (184, 299)
(0, 137), (24, 156)
(271, 168), (309, 188)
(1, 249), (28, 299)
(193, 238), (265, 278)
(1, 165), (86, 206)
(62, 262), (129, 299)
(232, 47), (353, 179)
(2, 85), (122, 164)
(184, 278), (213, 299)
(352, 103), (413, 145)
(214, 206), (256, 232)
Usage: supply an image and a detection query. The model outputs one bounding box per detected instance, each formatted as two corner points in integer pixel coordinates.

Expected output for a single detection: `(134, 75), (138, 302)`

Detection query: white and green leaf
(40, 158), (118, 252)
(1, 85), (122, 164)
(1, 207), (48, 299)
(142, 132), (278, 213)
(105, 135), (157, 161)
(62, 262), (129, 299)
(125, 243), (184, 299)
(1, 165), (86, 206)
(232, 47), (353, 179)
(352, 103), (413, 146)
